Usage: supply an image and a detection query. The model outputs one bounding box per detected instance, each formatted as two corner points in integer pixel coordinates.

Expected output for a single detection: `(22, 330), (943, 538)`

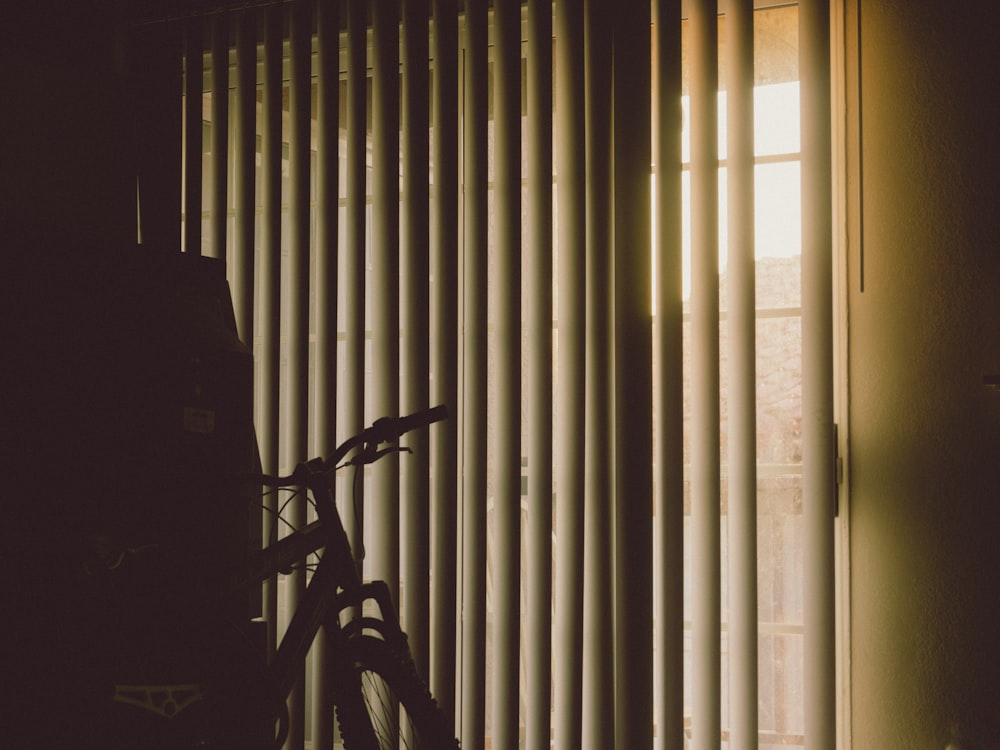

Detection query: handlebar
(366, 404), (448, 446)
(254, 405), (448, 488)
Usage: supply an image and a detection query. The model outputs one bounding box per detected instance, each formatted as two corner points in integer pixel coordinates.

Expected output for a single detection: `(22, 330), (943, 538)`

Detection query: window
(176, 1), (838, 747)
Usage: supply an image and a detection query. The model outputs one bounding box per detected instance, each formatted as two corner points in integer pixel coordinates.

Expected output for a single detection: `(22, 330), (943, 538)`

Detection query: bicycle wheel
(333, 634), (460, 750)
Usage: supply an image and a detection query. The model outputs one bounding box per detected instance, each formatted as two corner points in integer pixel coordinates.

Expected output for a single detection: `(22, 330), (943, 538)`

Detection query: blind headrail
(130, 0), (291, 28)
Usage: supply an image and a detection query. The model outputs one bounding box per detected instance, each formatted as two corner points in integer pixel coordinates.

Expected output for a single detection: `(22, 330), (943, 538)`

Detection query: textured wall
(848, 1), (1000, 748)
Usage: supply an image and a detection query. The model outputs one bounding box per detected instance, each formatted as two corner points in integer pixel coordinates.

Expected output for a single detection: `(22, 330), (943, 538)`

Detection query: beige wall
(847, 1), (1000, 747)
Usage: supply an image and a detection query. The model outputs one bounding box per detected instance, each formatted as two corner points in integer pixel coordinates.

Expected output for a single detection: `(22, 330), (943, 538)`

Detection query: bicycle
(66, 405), (460, 750)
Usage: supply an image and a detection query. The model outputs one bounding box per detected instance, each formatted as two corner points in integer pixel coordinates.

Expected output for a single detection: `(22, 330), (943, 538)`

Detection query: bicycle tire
(333, 634), (460, 750)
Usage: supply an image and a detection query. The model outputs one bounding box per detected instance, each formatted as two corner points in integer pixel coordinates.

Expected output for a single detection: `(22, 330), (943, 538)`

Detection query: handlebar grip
(371, 404), (448, 443)
(410, 404), (448, 430)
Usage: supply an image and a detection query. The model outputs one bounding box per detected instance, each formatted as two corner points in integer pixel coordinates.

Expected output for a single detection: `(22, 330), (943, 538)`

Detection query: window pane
(756, 82), (801, 156)
(756, 161), (802, 264)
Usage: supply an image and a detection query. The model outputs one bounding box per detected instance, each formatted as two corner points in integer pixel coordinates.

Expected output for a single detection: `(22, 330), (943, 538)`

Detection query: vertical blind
(165, 0), (838, 747)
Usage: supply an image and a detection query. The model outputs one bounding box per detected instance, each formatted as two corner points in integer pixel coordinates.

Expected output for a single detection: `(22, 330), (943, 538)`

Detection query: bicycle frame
(232, 406), (447, 743)
(246, 469), (386, 702)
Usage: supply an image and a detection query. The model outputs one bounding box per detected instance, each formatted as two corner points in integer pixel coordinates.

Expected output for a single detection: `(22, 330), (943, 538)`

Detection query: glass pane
(756, 82), (801, 156)
(758, 475), (805, 745)
(756, 161), (802, 266)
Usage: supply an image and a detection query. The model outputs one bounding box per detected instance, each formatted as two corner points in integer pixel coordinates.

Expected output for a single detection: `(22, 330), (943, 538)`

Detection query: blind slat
(583, 0), (615, 747)
(688, 2), (721, 749)
(232, 9), (255, 345)
(316, 0), (340, 459)
(525, 0), (554, 748)
(492, 0), (522, 746)
(725, 2), (759, 750)
(184, 20), (203, 255)
(284, 2), (312, 744)
(460, 0), (489, 744)
(653, 0), (685, 748)
(613, 0), (654, 747)
(258, 2), (283, 658)
(311, 1), (341, 746)
(401, 0), (431, 677)
(554, 0), (586, 745)
(344, 0), (368, 566)
(371, 0), (401, 609)
(800, 1), (837, 748)
(210, 13), (228, 261)
(430, 0), (460, 729)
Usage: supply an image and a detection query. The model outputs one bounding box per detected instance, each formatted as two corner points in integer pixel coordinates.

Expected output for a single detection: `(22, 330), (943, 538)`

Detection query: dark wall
(0, 1), (137, 244)
(0, 0), (182, 248)
(2, 8), (252, 746)
(847, 1), (1000, 748)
